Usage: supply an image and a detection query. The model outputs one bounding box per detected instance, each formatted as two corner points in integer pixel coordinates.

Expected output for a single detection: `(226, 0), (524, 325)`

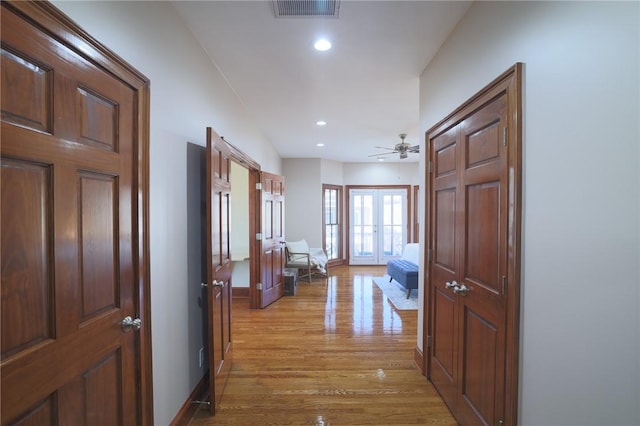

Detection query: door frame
(4, 1), (153, 423)
(345, 185), (411, 265)
(218, 137), (264, 310)
(424, 63), (523, 424)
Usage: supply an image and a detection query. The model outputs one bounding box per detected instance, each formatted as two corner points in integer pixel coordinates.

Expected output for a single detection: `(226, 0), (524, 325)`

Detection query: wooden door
(427, 65), (522, 426)
(205, 128), (233, 413)
(258, 172), (285, 308)
(1, 2), (152, 425)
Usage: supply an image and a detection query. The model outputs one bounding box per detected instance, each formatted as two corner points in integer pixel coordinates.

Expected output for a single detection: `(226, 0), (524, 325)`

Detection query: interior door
(205, 128), (233, 413)
(1, 2), (151, 424)
(349, 188), (407, 265)
(258, 171), (285, 308)
(427, 66), (521, 426)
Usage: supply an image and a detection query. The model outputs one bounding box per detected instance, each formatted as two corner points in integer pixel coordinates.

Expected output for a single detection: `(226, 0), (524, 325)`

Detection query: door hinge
(256, 182), (262, 190)
(503, 127), (507, 146)
(427, 335), (432, 348)
(428, 161), (433, 173)
(428, 249), (433, 262)
(502, 275), (507, 295)
(256, 282), (263, 290)
(256, 233), (262, 240)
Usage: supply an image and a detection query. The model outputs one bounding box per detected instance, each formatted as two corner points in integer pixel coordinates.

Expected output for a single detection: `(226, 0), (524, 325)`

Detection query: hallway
(190, 265), (456, 425)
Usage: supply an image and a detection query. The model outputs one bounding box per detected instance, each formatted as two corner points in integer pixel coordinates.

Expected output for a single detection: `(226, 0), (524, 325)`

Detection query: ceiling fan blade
(368, 152), (397, 157)
(407, 145), (420, 153)
(373, 146), (397, 151)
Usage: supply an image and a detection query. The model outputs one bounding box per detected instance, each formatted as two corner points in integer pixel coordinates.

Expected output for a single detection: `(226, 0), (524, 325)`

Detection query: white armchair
(284, 239), (328, 282)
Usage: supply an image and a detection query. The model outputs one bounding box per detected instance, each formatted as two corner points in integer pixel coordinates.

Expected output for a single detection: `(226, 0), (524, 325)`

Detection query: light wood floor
(190, 265), (456, 425)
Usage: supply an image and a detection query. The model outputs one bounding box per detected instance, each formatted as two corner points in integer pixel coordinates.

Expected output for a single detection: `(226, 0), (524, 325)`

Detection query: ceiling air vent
(272, 0), (340, 18)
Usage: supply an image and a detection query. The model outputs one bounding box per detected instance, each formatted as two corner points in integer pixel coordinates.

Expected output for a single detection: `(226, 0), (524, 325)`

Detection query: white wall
(230, 162), (250, 261)
(53, 2), (281, 424)
(419, 2), (640, 425)
(320, 158), (345, 186)
(343, 162), (419, 185)
(282, 158), (323, 247)
(284, 159), (420, 250)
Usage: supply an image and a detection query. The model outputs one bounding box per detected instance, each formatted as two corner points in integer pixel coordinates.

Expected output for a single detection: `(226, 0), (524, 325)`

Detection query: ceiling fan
(369, 133), (420, 160)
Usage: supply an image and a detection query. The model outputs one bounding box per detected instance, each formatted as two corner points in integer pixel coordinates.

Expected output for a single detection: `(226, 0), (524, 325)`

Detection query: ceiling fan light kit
(369, 133), (420, 160)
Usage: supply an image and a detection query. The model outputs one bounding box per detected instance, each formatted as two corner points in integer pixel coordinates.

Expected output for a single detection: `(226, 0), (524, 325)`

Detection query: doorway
(230, 161), (251, 299)
(348, 186), (410, 265)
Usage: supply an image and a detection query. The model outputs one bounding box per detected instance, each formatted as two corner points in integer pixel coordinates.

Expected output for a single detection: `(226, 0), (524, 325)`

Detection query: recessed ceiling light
(316, 143), (325, 147)
(316, 120), (327, 126)
(314, 39), (331, 51)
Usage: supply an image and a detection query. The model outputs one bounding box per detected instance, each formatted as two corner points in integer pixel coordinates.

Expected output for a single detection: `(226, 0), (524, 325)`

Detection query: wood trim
(423, 63), (523, 425)
(3, 2), (154, 424)
(137, 70), (154, 426)
(225, 149), (261, 310)
(422, 133), (431, 383)
(169, 374), (209, 426)
(223, 136), (261, 172)
(505, 62), (523, 425)
(412, 185), (419, 243)
(327, 258), (347, 268)
(248, 168), (261, 309)
(413, 346), (424, 375)
(233, 287), (250, 299)
(322, 184), (344, 263)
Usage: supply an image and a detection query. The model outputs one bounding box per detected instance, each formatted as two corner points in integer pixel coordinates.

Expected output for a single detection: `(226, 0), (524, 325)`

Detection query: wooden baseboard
(169, 374), (208, 426)
(233, 287), (250, 298)
(414, 346), (424, 375)
(327, 258), (347, 268)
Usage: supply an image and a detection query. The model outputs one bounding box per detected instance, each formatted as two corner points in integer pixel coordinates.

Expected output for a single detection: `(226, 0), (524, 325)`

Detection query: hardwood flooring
(189, 265), (456, 425)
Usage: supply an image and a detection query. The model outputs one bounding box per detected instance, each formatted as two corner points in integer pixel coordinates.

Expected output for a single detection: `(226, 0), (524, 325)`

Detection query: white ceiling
(172, 1), (471, 163)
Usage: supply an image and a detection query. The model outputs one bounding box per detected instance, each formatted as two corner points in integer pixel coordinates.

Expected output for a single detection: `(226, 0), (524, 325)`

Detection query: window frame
(322, 184), (343, 265)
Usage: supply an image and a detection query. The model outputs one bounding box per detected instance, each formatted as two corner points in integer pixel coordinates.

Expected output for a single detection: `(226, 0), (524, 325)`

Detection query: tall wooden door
(205, 128), (233, 413)
(427, 65), (522, 426)
(1, 3), (152, 425)
(257, 172), (285, 308)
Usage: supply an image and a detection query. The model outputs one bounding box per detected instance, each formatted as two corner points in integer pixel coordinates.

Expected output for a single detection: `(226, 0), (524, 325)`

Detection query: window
(323, 185), (342, 261)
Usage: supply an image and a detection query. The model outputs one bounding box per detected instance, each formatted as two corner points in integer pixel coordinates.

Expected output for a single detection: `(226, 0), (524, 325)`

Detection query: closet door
(427, 65), (522, 426)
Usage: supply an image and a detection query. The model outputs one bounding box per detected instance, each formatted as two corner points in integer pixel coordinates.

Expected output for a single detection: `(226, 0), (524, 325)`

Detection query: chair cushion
(286, 240), (310, 263)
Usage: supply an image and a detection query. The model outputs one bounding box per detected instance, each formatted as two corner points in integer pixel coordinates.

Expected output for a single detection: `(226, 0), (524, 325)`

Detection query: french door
(349, 188), (408, 265)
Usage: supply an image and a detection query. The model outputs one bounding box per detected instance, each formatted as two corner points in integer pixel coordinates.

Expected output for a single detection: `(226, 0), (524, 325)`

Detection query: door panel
(465, 182), (500, 292)
(461, 307), (498, 426)
(427, 66), (521, 426)
(1, 159), (52, 360)
(205, 128), (233, 413)
(258, 172), (285, 308)
(1, 3), (150, 424)
(431, 286), (457, 405)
